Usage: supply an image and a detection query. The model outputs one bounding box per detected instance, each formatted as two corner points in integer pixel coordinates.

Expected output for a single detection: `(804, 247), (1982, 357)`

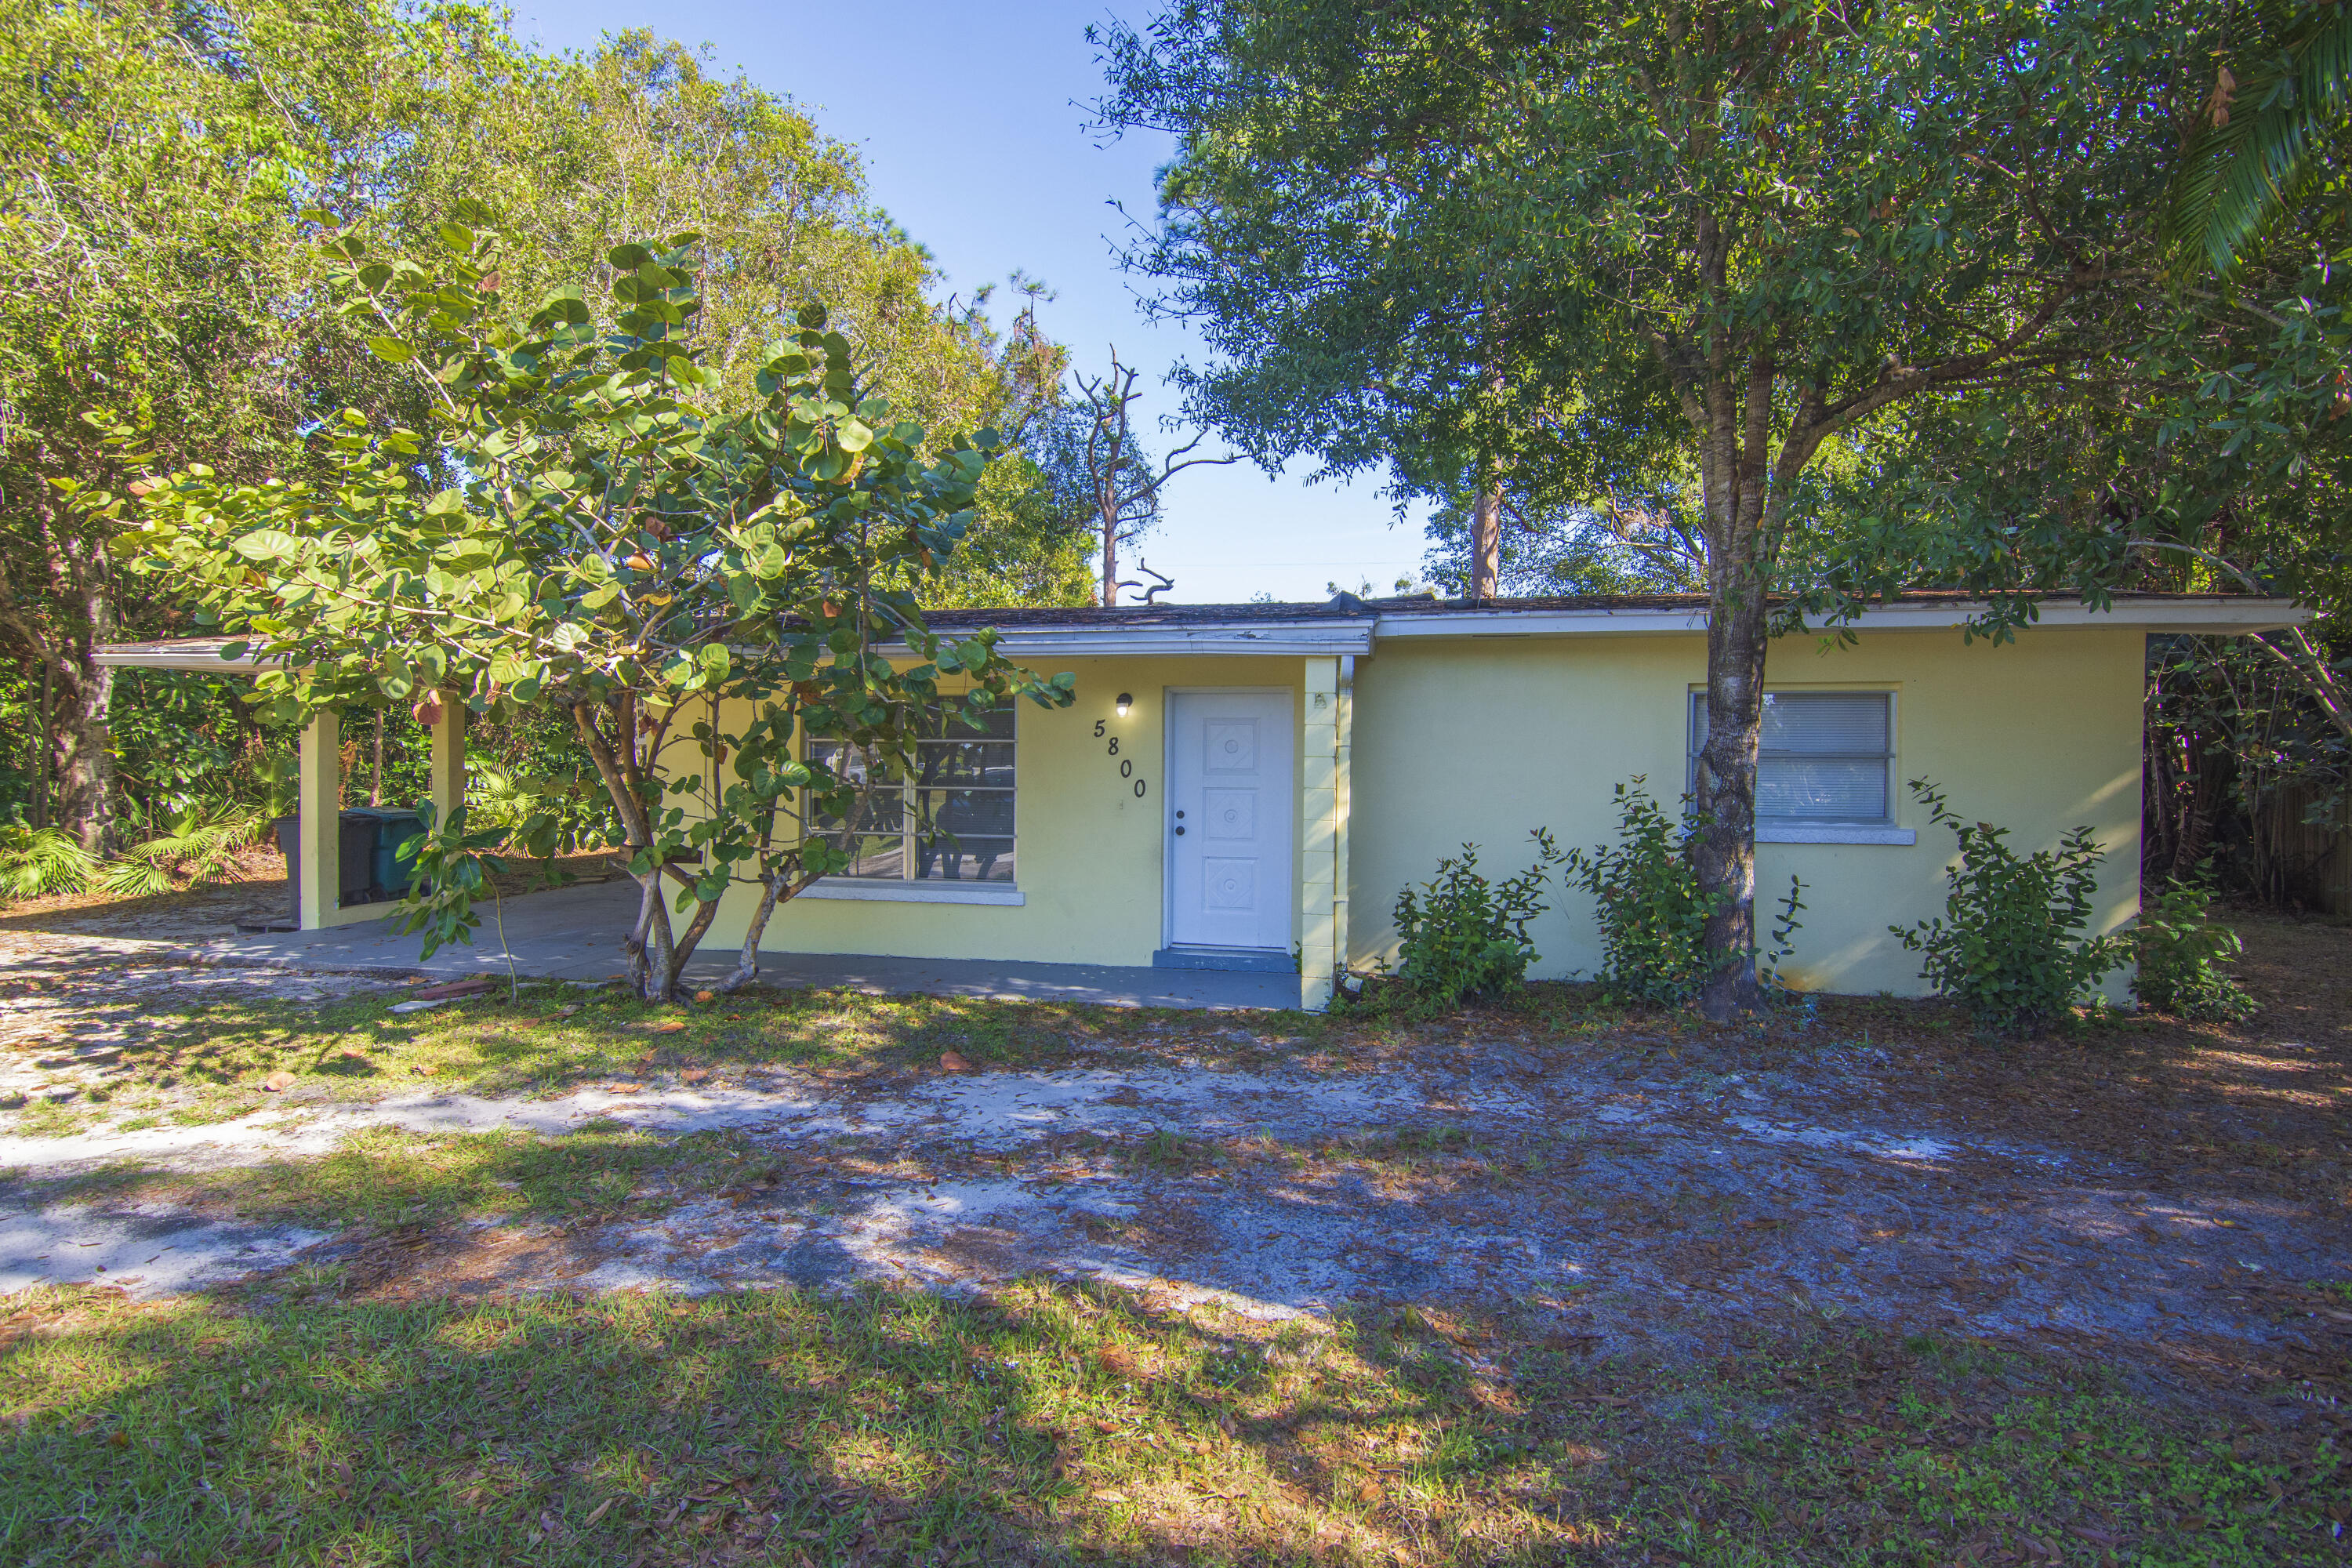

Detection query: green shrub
(1892, 780), (2129, 1036)
(2133, 874), (2257, 1022)
(1388, 830), (1565, 1010)
(0, 824), (98, 902)
(1560, 779), (1724, 1006)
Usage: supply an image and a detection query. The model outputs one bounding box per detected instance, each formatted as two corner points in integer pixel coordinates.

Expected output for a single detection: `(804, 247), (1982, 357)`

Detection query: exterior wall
(1345, 626), (2146, 998)
(687, 656), (1312, 972)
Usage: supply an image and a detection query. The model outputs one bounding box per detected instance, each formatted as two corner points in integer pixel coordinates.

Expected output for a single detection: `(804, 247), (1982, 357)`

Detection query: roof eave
(92, 641), (260, 672)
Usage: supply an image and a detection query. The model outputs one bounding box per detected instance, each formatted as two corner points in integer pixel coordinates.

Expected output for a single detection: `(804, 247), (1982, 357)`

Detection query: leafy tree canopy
(111, 218), (1075, 1000)
(1098, 0), (2234, 1015)
(1, 1), (1090, 851)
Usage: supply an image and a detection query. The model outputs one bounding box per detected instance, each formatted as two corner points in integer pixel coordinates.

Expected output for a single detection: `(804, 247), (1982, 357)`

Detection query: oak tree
(1098, 0), (2192, 1015)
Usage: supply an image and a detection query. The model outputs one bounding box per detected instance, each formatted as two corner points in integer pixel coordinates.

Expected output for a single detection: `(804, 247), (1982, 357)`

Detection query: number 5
(1092, 720), (1105, 738)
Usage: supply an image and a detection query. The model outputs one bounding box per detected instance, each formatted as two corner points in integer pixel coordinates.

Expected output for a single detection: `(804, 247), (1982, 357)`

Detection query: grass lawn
(2, 1279), (2333, 1567)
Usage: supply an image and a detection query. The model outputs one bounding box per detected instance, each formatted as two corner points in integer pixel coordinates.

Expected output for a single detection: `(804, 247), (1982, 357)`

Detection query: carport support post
(1301, 658), (1341, 1011)
(427, 693), (465, 822)
(1334, 655), (1353, 993)
(298, 710), (340, 931)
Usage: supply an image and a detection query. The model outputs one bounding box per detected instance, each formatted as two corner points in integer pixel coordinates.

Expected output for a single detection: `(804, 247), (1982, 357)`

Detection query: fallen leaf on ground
(651, 1021), (688, 1035)
(681, 1068), (709, 1084)
(583, 1498), (614, 1526)
(694, 990), (716, 1004)
(939, 1051), (971, 1073)
(261, 1070), (296, 1092)
(411, 1064), (439, 1077)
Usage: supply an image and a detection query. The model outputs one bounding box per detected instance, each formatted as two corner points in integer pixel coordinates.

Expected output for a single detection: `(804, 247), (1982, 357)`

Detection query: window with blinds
(1687, 691), (1895, 824)
(808, 705), (1016, 883)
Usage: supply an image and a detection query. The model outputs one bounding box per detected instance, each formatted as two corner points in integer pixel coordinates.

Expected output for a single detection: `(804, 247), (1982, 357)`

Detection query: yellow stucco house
(101, 590), (2300, 1011)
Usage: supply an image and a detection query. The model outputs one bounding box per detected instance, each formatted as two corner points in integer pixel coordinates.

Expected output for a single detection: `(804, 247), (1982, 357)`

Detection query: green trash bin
(368, 811), (426, 896)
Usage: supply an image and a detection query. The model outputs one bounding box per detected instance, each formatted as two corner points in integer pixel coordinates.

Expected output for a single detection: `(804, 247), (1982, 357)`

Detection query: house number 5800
(1093, 720), (1146, 797)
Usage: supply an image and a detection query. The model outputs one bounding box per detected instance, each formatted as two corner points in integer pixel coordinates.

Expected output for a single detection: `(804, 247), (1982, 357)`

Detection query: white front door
(1166, 689), (1294, 952)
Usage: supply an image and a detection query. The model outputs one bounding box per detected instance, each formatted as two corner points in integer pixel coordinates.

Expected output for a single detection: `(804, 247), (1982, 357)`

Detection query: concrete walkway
(191, 878), (1300, 1010)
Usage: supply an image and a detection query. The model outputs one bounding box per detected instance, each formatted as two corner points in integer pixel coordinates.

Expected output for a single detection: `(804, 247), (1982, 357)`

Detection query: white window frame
(1686, 689), (1917, 846)
(800, 702), (1025, 905)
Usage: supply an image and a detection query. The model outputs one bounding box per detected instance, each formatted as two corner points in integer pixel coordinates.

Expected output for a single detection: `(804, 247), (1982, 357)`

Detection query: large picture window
(1688, 691), (1895, 825)
(808, 706), (1016, 883)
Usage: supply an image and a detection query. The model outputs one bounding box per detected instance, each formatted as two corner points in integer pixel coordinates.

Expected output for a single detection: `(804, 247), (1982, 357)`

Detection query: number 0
(1120, 759), (1132, 779)
(1134, 779), (1147, 798)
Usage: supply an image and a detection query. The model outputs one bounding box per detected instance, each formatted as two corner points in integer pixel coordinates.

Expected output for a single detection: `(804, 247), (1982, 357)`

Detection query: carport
(93, 637), (466, 931)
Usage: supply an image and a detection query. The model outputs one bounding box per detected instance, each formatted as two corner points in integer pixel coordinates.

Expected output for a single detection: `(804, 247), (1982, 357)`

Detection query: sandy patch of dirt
(3, 909), (2349, 1414)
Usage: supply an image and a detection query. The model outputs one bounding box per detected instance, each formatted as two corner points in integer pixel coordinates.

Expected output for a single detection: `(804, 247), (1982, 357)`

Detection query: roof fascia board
(93, 644), (259, 672)
(895, 622), (1376, 657)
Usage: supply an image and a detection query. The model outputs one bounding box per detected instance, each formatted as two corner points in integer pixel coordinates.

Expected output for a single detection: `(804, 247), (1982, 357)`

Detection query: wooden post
(1300, 658), (1341, 1011)
(298, 710), (340, 930)
(1334, 654), (1354, 993)
(427, 692), (464, 822)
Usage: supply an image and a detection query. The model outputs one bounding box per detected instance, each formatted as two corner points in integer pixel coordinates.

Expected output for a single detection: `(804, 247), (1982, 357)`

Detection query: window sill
(799, 880), (1025, 906)
(1756, 824), (1917, 846)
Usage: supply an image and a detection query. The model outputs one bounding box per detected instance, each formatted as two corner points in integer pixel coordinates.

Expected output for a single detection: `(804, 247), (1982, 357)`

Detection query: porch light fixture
(1115, 693), (1133, 717)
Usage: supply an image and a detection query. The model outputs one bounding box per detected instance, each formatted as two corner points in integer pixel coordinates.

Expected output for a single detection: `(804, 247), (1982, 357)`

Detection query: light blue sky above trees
(516, 0), (1428, 604)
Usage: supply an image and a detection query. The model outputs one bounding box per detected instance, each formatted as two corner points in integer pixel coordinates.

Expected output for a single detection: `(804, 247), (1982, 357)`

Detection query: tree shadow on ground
(0, 1272), (2336, 1567)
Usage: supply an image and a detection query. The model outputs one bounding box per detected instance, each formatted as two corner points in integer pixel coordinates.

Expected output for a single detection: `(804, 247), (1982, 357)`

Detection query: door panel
(1167, 690), (1293, 950)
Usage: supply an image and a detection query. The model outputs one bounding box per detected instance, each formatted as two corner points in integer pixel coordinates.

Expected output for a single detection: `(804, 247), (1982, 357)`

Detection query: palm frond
(2167, 2), (2352, 277)
(0, 826), (99, 903)
(100, 810), (262, 897)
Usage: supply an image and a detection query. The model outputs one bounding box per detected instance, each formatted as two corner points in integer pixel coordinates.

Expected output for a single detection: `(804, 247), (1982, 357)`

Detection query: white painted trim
(1757, 825), (1918, 845)
(94, 643), (263, 671)
(978, 626), (1374, 657)
(799, 880), (1025, 906)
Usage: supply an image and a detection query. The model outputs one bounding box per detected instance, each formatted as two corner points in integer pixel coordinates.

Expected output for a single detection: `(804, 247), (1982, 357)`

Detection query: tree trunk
(53, 643), (115, 856)
(1692, 576), (1769, 1019)
(1101, 506), (1119, 608)
(2171, 732), (2227, 880)
(1469, 477), (1501, 600)
(7, 556), (120, 855)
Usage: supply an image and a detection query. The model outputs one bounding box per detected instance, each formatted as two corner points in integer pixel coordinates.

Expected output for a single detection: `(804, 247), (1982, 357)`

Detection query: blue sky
(514, 0), (1429, 604)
